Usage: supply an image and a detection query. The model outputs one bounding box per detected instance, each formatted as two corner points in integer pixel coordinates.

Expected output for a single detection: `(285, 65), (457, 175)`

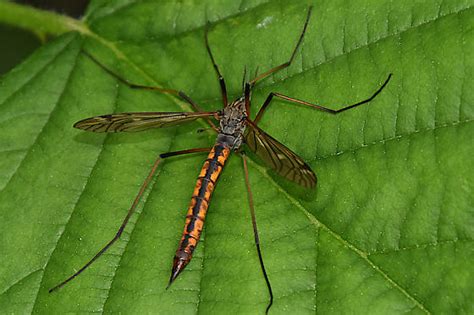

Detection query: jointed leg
(84, 51), (194, 105)
(241, 152), (273, 314)
(205, 23), (228, 107)
(49, 147), (211, 293)
(254, 73), (392, 124)
(82, 51), (218, 132)
(249, 6), (313, 87)
(159, 147), (211, 158)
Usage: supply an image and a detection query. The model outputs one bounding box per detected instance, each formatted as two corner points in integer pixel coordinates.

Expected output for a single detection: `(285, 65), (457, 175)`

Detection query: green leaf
(1, 0), (473, 313)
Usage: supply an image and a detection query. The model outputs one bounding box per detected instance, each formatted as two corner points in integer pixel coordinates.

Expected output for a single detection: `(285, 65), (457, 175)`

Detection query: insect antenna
(242, 65), (248, 92)
(253, 66), (260, 83)
(241, 152), (273, 314)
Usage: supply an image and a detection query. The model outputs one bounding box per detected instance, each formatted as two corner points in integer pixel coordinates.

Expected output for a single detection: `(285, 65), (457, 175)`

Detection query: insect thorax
(217, 97), (247, 150)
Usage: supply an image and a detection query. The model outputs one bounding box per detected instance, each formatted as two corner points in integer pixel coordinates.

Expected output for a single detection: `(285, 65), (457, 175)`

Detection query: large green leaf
(1, 0), (473, 313)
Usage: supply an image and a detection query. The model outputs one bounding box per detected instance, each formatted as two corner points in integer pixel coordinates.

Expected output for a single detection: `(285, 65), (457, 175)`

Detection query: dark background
(0, 0), (90, 74)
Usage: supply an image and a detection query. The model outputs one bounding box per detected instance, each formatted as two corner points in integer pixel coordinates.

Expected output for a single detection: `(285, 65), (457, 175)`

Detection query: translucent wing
(74, 111), (217, 132)
(244, 121), (317, 188)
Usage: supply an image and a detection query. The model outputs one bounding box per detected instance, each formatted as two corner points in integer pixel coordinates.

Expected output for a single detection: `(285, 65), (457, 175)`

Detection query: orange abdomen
(169, 143), (231, 284)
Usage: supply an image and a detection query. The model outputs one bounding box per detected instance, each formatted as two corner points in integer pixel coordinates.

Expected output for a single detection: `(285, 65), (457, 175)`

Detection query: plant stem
(0, 1), (90, 38)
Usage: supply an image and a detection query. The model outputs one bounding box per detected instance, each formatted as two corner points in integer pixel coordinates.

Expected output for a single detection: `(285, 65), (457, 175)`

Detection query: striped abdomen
(169, 143), (231, 284)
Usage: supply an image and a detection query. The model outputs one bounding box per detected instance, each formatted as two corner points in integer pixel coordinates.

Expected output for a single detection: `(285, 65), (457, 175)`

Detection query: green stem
(0, 1), (90, 37)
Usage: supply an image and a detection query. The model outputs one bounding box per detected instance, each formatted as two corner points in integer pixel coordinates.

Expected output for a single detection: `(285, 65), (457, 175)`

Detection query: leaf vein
(368, 238), (473, 256)
(308, 117), (474, 163)
(246, 157), (431, 313)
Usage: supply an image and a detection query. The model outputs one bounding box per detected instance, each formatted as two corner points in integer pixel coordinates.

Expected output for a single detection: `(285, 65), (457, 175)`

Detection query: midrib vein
(246, 157), (431, 314)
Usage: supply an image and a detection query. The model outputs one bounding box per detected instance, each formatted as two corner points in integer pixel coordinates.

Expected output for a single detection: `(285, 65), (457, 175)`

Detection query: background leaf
(0, 0), (473, 314)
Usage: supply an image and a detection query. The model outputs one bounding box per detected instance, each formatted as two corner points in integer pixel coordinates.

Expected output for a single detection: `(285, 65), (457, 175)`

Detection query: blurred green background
(0, 0), (89, 74)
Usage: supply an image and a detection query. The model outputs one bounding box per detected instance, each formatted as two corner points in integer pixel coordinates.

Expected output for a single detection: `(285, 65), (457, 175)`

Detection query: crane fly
(49, 6), (392, 313)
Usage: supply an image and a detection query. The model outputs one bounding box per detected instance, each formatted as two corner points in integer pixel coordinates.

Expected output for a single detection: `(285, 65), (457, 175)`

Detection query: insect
(49, 6), (391, 313)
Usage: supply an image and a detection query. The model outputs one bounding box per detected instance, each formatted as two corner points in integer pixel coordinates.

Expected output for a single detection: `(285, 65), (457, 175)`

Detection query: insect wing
(74, 111), (217, 132)
(244, 122), (317, 188)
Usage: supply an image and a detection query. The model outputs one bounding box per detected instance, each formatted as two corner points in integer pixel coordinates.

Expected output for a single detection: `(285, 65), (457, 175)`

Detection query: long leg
(241, 152), (273, 314)
(205, 23), (228, 107)
(249, 6), (313, 87)
(254, 73), (392, 124)
(83, 51), (218, 131)
(49, 147), (211, 293)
